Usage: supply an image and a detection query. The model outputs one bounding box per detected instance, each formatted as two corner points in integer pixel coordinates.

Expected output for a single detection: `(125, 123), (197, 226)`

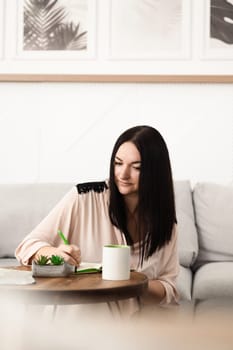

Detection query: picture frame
(202, 0), (233, 60)
(16, 0), (96, 60)
(0, 0), (96, 76)
(108, 0), (191, 60)
(0, 0), (233, 83)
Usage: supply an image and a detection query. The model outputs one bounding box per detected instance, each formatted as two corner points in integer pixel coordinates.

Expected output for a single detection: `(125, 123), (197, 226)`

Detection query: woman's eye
(133, 166), (141, 170)
(114, 162), (122, 166)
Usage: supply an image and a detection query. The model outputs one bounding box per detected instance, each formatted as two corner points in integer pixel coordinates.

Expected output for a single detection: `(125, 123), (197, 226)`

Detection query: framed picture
(0, 0), (233, 82)
(108, 0), (191, 60)
(202, 0), (233, 59)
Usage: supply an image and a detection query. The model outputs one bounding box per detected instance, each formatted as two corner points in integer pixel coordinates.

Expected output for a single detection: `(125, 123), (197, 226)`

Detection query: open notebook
(0, 268), (35, 285)
(75, 262), (102, 274)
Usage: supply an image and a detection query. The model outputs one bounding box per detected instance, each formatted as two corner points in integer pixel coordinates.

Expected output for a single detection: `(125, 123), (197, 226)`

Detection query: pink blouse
(15, 182), (179, 305)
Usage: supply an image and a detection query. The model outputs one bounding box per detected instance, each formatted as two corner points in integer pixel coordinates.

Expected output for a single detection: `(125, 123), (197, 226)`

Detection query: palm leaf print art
(211, 0), (233, 44)
(24, 0), (87, 50)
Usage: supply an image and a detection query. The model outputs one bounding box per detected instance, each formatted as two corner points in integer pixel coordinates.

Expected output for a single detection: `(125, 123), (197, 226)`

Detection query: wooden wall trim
(0, 74), (233, 83)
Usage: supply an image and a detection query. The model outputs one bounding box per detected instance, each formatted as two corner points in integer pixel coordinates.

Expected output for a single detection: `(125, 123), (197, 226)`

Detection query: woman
(15, 125), (179, 305)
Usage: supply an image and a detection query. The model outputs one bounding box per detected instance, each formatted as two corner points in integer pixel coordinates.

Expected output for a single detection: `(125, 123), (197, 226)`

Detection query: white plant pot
(32, 261), (74, 277)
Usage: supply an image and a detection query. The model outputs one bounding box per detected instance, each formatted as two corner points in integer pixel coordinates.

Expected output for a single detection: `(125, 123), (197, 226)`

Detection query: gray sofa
(175, 181), (233, 315)
(1, 181), (233, 313)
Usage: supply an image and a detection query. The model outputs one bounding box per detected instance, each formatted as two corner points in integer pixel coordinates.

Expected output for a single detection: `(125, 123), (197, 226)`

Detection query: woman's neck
(123, 194), (138, 215)
(124, 197), (139, 243)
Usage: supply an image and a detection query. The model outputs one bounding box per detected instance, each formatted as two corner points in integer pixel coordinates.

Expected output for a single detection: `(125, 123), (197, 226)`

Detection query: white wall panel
(0, 82), (232, 186)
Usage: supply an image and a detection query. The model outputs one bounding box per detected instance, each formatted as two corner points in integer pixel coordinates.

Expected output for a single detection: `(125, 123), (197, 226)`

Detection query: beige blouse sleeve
(158, 225), (180, 305)
(15, 187), (78, 265)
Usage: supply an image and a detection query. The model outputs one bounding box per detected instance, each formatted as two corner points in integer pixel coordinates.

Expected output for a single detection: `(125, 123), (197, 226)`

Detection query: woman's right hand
(32, 244), (81, 266)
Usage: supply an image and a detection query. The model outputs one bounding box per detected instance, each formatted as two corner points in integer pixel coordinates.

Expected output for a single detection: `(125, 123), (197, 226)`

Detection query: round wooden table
(1, 266), (148, 306)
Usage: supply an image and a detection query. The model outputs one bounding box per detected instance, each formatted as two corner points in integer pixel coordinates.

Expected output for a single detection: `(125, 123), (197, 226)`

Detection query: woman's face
(114, 141), (141, 197)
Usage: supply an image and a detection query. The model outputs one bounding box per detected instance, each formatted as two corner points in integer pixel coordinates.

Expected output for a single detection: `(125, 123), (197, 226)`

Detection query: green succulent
(50, 255), (65, 265)
(35, 255), (50, 265)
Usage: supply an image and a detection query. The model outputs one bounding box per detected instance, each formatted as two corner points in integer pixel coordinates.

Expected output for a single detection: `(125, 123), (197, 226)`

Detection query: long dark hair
(108, 125), (176, 265)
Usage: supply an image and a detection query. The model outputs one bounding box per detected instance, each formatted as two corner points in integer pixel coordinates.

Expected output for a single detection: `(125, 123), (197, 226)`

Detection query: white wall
(0, 82), (232, 186)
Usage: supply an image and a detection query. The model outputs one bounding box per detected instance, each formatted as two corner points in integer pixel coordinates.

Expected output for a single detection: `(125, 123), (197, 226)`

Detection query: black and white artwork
(109, 0), (190, 59)
(23, 0), (88, 51)
(210, 0), (233, 47)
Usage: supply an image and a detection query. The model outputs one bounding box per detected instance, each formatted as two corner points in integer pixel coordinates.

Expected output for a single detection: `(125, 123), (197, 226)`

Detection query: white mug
(102, 244), (130, 281)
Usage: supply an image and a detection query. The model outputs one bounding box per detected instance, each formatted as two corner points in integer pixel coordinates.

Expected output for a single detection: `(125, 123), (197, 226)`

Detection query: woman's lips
(118, 181), (131, 186)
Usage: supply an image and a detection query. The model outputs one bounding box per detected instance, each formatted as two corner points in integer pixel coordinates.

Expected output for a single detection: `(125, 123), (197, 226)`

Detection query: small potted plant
(32, 254), (74, 277)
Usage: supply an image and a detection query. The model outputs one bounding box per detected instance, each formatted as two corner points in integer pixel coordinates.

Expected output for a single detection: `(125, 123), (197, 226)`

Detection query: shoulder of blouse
(76, 180), (109, 194)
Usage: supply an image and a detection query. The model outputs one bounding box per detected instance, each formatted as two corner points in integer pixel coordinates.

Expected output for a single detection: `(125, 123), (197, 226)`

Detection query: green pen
(57, 229), (77, 272)
(58, 229), (69, 245)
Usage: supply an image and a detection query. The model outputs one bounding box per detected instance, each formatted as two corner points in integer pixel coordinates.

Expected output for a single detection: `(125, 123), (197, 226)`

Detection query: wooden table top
(1, 266), (148, 305)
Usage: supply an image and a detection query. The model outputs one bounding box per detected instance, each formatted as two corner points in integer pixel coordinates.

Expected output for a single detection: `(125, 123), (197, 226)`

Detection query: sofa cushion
(174, 181), (198, 268)
(193, 182), (233, 268)
(176, 265), (192, 301)
(193, 262), (233, 300)
(0, 183), (72, 258)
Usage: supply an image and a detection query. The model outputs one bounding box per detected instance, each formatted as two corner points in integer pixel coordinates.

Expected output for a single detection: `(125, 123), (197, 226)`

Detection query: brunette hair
(108, 125), (176, 265)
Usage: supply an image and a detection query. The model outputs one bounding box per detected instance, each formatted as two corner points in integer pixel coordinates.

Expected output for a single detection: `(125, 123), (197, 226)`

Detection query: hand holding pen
(31, 230), (81, 266)
(57, 230), (81, 267)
